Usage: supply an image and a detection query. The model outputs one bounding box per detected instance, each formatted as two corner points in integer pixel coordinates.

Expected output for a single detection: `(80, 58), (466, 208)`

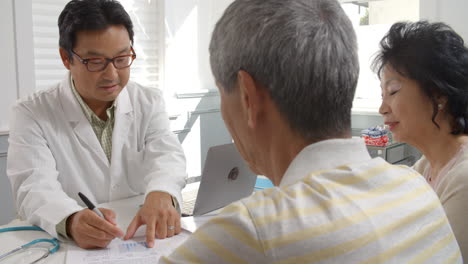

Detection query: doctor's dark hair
(209, 0), (359, 141)
(58, 0), (134, 61)
(372, 21), (468, 135)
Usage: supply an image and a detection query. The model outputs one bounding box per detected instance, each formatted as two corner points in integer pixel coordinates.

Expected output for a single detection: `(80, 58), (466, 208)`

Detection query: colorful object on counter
(361, 126), (389, 147)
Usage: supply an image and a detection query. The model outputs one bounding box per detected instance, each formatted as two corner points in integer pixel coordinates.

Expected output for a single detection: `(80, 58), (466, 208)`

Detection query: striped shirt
(160, 138), (461, 263)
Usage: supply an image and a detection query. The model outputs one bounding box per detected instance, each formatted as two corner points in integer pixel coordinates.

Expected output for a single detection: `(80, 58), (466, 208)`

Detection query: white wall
(0, 134), (15, 225)
(369, 0), (420, 25)
(0, 0), (29, 224)
(369, 0), (468, 42)
(0, 0), (35, 133)
(164, 0), (233, 94)
(420, 0), (468, 42)
(0, 0), (18, 133)
(0, 0), (17, 224)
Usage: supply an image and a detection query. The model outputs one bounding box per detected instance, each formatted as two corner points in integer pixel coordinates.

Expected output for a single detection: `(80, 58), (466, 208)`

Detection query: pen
(78, 192), (105, 219)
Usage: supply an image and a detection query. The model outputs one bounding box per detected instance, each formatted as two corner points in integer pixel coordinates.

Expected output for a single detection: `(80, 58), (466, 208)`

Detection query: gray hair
(209, 0), (359, 141)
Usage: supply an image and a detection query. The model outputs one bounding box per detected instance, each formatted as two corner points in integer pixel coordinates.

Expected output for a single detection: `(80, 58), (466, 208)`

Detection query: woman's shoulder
(412, 156), (429, 174)
(447, 148), (468, 180)
(432, 149), (468, 205)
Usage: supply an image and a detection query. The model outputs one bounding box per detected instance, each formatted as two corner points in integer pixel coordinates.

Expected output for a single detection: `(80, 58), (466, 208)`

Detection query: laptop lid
(192, 143), (257, 216)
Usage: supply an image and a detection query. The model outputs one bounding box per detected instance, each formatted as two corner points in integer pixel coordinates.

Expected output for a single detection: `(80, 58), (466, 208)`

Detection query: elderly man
(7, 0), (186, 249)
(160, 0), (461, 263)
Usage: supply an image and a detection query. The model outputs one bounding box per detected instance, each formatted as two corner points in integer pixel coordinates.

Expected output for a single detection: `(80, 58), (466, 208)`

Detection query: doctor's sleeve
(141, 91), (187, 207)
(6, 103), (83, 237)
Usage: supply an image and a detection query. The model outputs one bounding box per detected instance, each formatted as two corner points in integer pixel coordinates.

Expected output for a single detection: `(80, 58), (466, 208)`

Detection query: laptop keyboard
(181, 186), (199, 215)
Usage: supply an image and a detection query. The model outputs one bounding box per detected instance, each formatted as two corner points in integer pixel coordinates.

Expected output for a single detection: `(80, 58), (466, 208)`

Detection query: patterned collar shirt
(70, 78), (116, 163)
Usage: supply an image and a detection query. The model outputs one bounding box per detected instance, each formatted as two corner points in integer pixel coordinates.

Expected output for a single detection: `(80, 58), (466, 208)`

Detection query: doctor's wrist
(56, 214), (74, 239)
(65, 213), (77, 239)
(145, 191), (180, 213)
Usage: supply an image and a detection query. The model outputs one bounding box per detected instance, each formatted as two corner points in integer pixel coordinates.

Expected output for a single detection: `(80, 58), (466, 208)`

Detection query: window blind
(32, 0), (164, 92)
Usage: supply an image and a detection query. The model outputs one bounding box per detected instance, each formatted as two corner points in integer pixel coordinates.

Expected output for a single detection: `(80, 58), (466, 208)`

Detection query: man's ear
(59, 48), (71, 70)
(237, 70), (264, 129)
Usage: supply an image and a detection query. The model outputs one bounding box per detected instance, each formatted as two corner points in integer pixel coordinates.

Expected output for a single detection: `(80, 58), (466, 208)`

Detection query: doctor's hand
(67, 208), (124, 249)
(124, 191), (181, 248)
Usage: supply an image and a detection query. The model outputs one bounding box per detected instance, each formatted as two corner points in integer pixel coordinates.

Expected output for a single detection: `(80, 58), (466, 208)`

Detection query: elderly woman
(374, 21), (468, 258)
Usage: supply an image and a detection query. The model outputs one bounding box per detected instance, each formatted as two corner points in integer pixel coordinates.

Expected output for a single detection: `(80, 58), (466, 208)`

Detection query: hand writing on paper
(67, 208), (124, 249)
(124, 191), (181, 248)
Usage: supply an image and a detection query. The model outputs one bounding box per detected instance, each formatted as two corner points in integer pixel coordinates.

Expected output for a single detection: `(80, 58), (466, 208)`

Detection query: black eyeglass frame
(70, 47), (137, 72)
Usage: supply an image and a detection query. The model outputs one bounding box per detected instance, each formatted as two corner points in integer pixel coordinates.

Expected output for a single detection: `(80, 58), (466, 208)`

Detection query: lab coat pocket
(125, 147), (146, 194)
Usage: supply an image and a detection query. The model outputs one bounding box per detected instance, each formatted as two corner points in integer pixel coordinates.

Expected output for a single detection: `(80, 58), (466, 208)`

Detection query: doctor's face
(60, 25), (132, 109)
(379, 65), (437, 145)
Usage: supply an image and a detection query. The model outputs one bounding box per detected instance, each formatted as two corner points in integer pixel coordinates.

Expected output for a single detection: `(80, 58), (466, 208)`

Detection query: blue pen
(78, 192), (105, 219)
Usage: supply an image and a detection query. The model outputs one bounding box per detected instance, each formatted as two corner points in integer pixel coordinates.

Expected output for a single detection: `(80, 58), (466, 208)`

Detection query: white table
(0, 219), (76, 263)
(0, 188), (213, 264)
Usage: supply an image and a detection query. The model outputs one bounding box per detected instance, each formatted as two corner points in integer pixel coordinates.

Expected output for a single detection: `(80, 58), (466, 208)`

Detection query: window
(341, 0), (419, 113)
(32, 0), (165, 92)
(164, 0), (231, 95)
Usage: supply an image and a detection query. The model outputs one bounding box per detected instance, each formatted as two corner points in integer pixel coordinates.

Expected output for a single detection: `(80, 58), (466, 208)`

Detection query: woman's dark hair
(372, 21), (468, 135)
(58, 0), (134, 61)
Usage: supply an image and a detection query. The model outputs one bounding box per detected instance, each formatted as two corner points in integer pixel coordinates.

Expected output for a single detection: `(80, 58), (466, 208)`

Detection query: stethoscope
(0, 226), (60, 263)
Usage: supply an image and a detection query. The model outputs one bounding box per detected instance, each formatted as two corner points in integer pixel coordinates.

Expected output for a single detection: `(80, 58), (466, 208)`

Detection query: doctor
(7, 0), (186, 249)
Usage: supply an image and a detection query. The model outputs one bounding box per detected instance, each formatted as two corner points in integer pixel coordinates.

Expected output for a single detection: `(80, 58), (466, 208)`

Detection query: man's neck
(71, 78), (113, 120)
(268, 136), (309, 186)
(84, 99), (113, 121)
(254, 114), (311, 186)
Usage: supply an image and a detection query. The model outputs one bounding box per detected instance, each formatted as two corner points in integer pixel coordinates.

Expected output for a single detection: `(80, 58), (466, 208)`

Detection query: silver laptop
(182, 143), (257, 216)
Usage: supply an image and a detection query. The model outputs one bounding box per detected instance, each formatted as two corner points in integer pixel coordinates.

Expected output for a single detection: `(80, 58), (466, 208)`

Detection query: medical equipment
(0, 226), (60, 263)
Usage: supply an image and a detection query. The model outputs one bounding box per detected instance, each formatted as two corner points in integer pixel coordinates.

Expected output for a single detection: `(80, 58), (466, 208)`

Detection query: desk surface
(0, 218), (73, 263)
(0, 195), (147, 263)
(0, 184), (211, 263)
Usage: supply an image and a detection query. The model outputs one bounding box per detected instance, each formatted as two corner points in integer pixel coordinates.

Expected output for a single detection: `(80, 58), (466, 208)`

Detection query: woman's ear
(436, 95), (448, 110)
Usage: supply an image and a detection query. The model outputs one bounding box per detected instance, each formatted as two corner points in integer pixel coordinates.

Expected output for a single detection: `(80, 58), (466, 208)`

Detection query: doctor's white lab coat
(6, 74), (187, 237)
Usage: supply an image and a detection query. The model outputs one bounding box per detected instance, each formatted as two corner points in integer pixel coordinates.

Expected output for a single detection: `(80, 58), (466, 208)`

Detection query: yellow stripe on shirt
(254, 171), (420, 227)
(171, 244), (205, 263)
(210, 217), (264, 253)
(265, 183), (433, 251)
(244, 162), (394, 211)
(444, 249), (463, 264)
(274, 200), (441, 264)
(359, 215), (449, 264)
(407, 232), (458, 264)
(192, 229), (250, 264)
(305, 161), (394, 190)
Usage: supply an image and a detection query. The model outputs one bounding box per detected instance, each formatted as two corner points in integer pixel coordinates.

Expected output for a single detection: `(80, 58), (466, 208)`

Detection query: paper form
(65, 195), (217, 263)
(66, 231), (190, 264)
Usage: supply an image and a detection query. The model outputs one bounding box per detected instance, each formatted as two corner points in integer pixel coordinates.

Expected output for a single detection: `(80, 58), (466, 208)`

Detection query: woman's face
(379, 65), (441, 145)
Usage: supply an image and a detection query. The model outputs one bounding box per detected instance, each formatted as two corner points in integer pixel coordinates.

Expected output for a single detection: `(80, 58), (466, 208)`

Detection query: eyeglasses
(71, 47), (137, 72)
